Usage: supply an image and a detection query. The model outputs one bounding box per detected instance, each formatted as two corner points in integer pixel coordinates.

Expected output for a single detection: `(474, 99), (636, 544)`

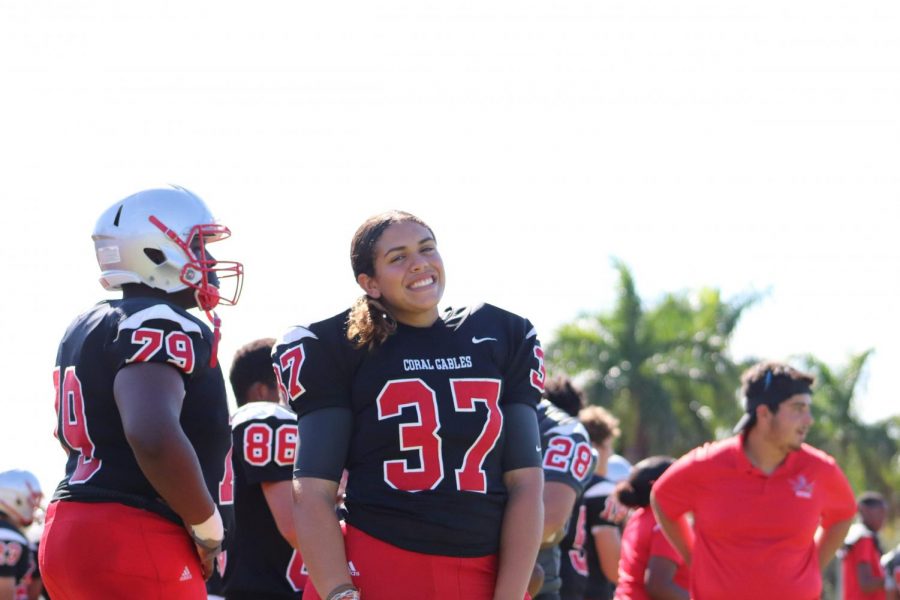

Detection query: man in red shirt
(842, 491), (888, 600)
(650, 360), (857, 600)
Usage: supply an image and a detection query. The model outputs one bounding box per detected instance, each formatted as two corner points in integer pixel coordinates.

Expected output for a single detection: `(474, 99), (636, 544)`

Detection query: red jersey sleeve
(651, 447), (702, 521)
(818, 459), (856, 529)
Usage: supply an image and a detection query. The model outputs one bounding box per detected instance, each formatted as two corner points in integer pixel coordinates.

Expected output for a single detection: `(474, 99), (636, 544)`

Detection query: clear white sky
(1, 1), (898, 497)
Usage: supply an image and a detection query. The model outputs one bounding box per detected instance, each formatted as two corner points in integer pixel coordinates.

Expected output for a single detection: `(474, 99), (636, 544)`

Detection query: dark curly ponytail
(615, 455), (675, 509)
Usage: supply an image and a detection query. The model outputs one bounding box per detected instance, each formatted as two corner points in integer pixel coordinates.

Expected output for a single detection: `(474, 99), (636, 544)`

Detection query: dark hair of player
(346, 210), (436, 349)
(229, 337), (277, 406)
(615, 455), (675, 509)
(738, 360), (814, 432)
(542, 375), (586, 417)
(857, 490), (886, 509)
(578, 404), (620, 445)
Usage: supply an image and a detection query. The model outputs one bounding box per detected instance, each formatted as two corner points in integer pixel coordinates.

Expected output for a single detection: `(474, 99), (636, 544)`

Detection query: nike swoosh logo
(472, 336), (498, 344)
(535, 445), (542, 452)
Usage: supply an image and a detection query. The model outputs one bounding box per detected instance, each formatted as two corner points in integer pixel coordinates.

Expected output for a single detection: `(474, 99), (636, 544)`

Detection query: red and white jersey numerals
(376, 378), (503, 494)
(126, 327), (196, 374)
(377, 380), (443, 492)
(543, 436), (593, 481)
(277, 345), (306, 402)
(218, 446), (234, 505)
(286, 550), (307, 592)
(53, 366), (102, 483)
(530, 346), (546, 392)
(243, 423), (297, 467)
(452, 379), (503, 493)
(568, 504), (589, 576)
(0, 541), (23, 567)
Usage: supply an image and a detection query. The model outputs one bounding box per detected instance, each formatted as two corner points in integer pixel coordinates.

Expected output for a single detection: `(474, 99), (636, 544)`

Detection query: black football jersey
(51, 298), (231, 524)
(206, 495), (235, 597)
(224, 402), (304, 598)
(535, 400), (597, 597)
(0, 520), (29, 587)
(581, 474), (619, 600)
(558, 500), (591, 600)
(274, 303), (544, 557)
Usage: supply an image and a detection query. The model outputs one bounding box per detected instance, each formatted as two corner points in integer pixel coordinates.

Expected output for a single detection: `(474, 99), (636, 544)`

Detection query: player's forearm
(646, 580), (690, 600)
(857, 563), (886, 593)
(293, 478), (352, 596)
(495, 467), (543, 600)
(541, 481), (576, 547)
(593, 527), (621, 584)
(0, 577), (17, 600)
(128, 426), (216, 525)
(646, 556), (689, 600)
(262, 480), (300, 548)
(650, 496), (693, 566)
(115, 363), (216, 526)
(815, 518), (853, 569)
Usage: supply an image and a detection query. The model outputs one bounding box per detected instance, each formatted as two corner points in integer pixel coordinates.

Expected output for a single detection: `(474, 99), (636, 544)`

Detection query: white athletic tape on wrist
(190, 507), (224, 544)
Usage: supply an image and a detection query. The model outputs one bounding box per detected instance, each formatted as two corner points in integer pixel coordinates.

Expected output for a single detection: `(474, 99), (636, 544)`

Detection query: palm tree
(802, 351), (900, 507)
(546, 260), (758, 460)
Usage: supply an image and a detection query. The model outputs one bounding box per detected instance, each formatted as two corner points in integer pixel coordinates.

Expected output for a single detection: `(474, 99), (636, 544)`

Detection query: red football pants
(303, 524), (528, 600)
(39, 501), (207, 600)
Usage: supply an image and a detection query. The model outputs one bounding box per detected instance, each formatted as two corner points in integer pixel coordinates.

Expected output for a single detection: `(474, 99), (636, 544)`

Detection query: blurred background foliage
(546, 260), (900, 557)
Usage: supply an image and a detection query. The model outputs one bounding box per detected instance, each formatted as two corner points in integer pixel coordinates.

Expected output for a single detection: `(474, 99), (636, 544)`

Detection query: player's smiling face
(358, 220), (445, 327)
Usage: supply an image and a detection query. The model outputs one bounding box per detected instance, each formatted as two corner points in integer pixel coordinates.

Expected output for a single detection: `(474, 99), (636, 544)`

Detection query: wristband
(190, 507), (224, 547)
(326, 583), (360, 600)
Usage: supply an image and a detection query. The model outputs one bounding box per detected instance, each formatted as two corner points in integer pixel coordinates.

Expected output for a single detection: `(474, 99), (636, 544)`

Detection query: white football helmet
(92, 185), (243, 312)
(606, 454), (633, 483)
(0, 470), (43, 528)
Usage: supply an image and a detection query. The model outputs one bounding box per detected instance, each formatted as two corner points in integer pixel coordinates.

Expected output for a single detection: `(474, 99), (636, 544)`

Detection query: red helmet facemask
(149, 216), (244, 367)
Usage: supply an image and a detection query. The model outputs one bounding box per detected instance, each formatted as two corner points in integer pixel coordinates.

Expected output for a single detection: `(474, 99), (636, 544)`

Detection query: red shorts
(304, 525), (519, 600)
(39, 501), (207, 600)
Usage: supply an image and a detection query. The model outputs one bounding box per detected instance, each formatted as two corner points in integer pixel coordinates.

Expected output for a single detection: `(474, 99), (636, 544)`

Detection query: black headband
(733, 370), (812, 433)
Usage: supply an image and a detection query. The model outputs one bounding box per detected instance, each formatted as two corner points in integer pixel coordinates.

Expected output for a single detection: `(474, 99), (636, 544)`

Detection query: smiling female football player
(273, 210), (545, 600)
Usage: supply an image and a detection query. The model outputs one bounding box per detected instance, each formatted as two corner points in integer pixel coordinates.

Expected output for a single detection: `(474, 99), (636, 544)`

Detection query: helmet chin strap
(194, 287), (222, 368)
(206, 310), (222, 369)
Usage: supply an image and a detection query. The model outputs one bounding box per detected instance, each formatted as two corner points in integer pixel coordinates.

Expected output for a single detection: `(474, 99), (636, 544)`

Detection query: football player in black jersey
(533, 378), (597, 600)
(224, 338), (304, 600)
(579, 406), (627, 600)
(0, 470), (42, 600)
(274, 211), (545, 600)
(535, 384), (597, 600)
(39, 186), (243, 599)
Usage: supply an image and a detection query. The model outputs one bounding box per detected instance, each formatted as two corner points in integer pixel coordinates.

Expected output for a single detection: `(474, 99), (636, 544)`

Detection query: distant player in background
(613, 456), (689, 600)
(0, 470), (42, 600)
(17, 538), (45, 600)
(533, 377), (597, 600)
(40, 186), (243, 599)
(651, 360), (856, 600)
(274, 210), (545, 600)
(579, 405), (630, 600)
(841, 491), (888, 600)
(225, 338), (304, 600)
